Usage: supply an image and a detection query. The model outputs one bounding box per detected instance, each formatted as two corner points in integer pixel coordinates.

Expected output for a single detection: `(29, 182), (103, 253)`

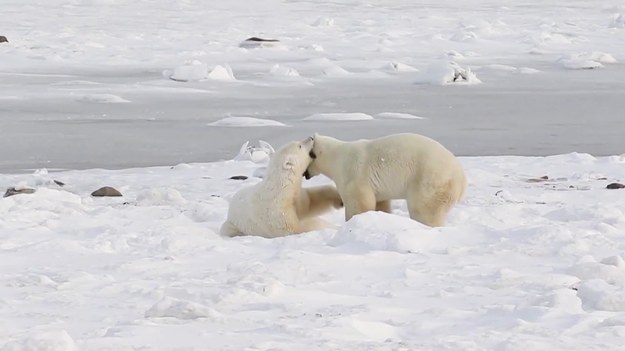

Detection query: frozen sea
(1, 0), (624, 172)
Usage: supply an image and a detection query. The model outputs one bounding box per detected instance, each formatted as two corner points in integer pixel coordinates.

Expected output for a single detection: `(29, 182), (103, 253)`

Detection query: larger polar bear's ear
(282, 155), (298, 170)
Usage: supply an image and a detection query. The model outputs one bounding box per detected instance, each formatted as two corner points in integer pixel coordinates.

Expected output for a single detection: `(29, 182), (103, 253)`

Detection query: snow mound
(569, 258), (625, 286)
(145, 296), (220, 320)
(330, 212), (432, 253)
(308, 43), (325, 52)
(268, 64), (300, 77)
(384, 61), (419, 73)
(414, 61), (481, 85)
(208, 117), (287, 127)
(519, 67), (541, 74)
(312, 17), (335, 27)
(208, 64), (236, 81)
(487, 64), (518, 72)
(609, 14), (625, 28)
(576, 279), (625, 312)
(569, 256), (625, 312)
(2, 330), (77, 351)
(557, 52), (616, 70)
(233, 140), (275, 163)
(136, 188), (186, 206)
(303, 112), (373, 121)
(323, 65), (350, 76)
(167, 60), (208, 81)
(450, 30), (478, 42)
(375, 112), (425, 120)
(75, 94), (130, 104)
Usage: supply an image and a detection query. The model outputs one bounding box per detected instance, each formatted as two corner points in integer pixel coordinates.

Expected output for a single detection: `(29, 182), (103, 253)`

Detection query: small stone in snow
(244, 37), (279, 43)
(4, 187), (35, 197)
(0, 36), (8, 44)
(91, 186), (123, 197)
(606, 182), (625, 190)
(229, 175), (248, 180)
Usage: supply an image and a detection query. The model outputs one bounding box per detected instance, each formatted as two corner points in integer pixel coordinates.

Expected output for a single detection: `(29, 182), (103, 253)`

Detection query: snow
(75, 94), (130, 104)
(375, 112), (425, 120)
(2, 0), (625, 349)
(207, 64), (236, 81)
(167, 60), (208, 82)
(268, 64), (300, 77)
(2, 152), (625, 350)
(414, 61), (481, 85)
(557, 52), (617, 70)
(303, 112), (374, 121)
(166, 61), (236, 81)
(207, 117), (287, 127)
(383, 61), (419, 73)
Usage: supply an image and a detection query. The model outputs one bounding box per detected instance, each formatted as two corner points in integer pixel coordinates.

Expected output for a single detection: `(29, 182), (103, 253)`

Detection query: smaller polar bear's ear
(282, 155), (298, 170)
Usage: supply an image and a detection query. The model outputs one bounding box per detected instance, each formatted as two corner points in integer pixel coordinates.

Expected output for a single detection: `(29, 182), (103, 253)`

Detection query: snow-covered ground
(2, 153), (625, 350)
(2, 0), (625, 349)
(1, 0), (625, 171)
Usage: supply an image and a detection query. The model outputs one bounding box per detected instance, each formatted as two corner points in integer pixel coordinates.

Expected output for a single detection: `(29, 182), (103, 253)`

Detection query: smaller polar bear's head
(269, 137), (316, 177)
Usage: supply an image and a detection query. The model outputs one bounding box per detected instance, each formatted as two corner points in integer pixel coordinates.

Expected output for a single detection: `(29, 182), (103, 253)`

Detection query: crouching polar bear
(304, 133), (466, 227)
(220, 137), (343, 238)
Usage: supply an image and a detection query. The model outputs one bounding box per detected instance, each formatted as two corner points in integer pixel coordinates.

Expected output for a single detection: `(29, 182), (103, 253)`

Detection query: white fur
(306, 133), (466, 227)
(220, 137), (343, 238)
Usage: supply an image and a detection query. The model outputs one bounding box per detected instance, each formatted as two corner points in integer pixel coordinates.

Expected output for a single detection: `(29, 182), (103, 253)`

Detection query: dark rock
(606, 182), (625, 190)
(229, 175), (248, 180)
(244, 37), (279, 42)
(0, 36), (7, 44)
(527, 175), (549, 183)
(239, 37), (280, 49)
(91, 186), (123, 197)
(4, 187), (35, 198)
(54, 180), (65, 187)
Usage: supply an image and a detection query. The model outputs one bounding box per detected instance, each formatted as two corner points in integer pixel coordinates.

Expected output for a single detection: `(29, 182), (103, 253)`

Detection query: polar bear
(304, 133), (466, 227)
(220, 137), (343, 238)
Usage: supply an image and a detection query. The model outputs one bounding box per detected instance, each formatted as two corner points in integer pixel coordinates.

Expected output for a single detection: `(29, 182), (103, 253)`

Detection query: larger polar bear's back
(362, 133), (464, 197)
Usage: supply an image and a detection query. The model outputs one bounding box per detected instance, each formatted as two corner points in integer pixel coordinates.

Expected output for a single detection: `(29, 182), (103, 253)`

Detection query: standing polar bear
(304, 133), (466, 227)
(220, 137), (343, 238)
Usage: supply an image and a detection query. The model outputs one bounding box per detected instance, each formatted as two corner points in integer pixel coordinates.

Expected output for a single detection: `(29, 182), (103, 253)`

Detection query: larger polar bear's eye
(309, 150), (316, 159)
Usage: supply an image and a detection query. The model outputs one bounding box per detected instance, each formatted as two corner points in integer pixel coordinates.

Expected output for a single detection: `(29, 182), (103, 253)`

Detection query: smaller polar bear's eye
(299, 145), (302, 149)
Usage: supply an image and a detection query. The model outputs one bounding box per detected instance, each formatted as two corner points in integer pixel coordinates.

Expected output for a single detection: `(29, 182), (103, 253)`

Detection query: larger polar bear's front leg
(295, 217), (334, 233)
(342, 183), (377, 221)
(297, 185), (343, 219)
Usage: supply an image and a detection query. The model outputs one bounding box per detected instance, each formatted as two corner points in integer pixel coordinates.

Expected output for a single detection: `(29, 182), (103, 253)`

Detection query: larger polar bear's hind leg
(406, 181), (456, 227)
(376, 200), (392, 213)
(219, 220), (243, 237)
(343, 184), (377, 221)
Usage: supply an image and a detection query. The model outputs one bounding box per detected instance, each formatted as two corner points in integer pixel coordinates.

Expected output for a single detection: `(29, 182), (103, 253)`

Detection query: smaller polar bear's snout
(301, 136), (314, 151)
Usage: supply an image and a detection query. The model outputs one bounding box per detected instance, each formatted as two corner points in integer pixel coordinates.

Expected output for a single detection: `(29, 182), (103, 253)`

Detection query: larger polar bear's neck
(314, 137), (347, 180)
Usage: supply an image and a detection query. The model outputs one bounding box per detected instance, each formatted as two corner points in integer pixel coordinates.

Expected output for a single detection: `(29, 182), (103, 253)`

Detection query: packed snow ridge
(208, 116), (287, 127)
(165, 61), (236, 81)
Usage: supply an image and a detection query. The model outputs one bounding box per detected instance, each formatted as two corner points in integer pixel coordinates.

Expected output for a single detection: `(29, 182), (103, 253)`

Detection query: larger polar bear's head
(304, 133), (341, 179)
(269, 137), (316, 177)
